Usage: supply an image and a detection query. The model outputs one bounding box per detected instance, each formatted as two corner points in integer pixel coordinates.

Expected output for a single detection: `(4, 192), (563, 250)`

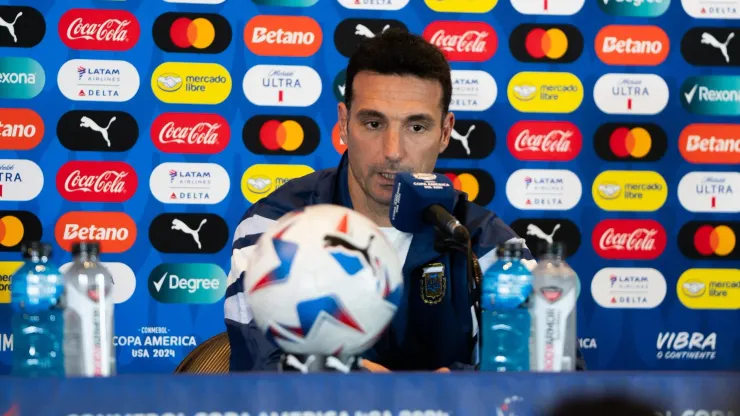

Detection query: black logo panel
(57, 110), (138, 152)
(149, 213), (229, 254)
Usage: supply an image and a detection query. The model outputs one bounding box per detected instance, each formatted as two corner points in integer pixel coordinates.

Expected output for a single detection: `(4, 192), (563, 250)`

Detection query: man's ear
(338, 102), (349, 145)
(439, 111), (455, 154)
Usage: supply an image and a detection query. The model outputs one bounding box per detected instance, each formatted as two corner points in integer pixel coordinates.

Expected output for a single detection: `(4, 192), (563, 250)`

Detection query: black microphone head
(389, 172), (455, 233)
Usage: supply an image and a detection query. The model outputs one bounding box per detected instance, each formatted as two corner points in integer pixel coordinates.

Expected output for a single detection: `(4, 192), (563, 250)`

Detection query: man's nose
(382, 128), (403, 162)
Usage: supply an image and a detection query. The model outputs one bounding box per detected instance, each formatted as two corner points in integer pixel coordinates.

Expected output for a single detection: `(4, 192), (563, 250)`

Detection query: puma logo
(701, 32), (735, 63)
(526, 223), (561, 245)
(355, 24), (390, 39)
(284, 354), (316, 374)
(450, 124), (475, 155)
(324, 234), (375, 272)
(338, 84), (345, 96)
(80, 116), (116, 148)
(0, 12), (22, 43)
(325, 356), (355, 373)
(171, 218), (207, 250)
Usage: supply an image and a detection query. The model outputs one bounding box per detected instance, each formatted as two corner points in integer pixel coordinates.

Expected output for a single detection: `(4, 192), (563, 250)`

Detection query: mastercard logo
(171, 18), (216, 49)
(153, 12), (232, 54)
(436, 169), (495, 206)
(0, 211), (42, 252)
(594, 123), (667, 162)
(678, 221), (740, 260)
(242, 115), (319, 156)
(509, 24), (583, 63)
(0, 216), (26, 248)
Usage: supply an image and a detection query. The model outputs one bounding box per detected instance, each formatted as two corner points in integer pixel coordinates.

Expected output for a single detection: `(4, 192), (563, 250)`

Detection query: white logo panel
(243, 65), (322, 107)
(450, 70), (497, 111)
(0, 159), (43, 201)
(681, 0), (740, 18)
(57, 59), (140, 102)
(164, 0), (225, 2)
(337, 0), (410, 9)
(510, 0), (585, 15)
(678, 171), (740, 213)
(60, 262), (136, 304)
(149, 162), (230, 205)
(591, 267), (666, 309)
(505, 168), (582, 210)
(593, 73), (669, 115)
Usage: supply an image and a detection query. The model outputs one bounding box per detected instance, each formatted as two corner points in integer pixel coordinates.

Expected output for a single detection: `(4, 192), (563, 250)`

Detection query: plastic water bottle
(63, 242), (116, 377)
(530, 241), (578, 372)
(10, 242), (65, 377)
(479, 241), (533, 372)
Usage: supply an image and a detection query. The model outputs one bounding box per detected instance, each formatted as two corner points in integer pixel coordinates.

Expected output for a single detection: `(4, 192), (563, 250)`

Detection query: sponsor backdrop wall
(0, 0), (737, 374)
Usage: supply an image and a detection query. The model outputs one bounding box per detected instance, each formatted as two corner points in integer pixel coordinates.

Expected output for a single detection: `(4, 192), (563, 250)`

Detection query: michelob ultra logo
(424, 0), (498, 13)
(241, 164), (314, 203)
(148, 263), (226, 304)
(598, 0), (670, 17)
(0, 57), (45, 99)
(677, 269), (739, 310)
(151, 62), (231, 105)
(592, 170), (667, 212)
(681, 76), (740, 116)
(593, 73), (669, 115)
(508, 72), (583, 113)
(511, 0), (585, 15)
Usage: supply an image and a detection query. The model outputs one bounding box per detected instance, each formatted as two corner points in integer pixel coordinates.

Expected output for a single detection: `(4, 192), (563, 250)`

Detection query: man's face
(338, 72), (454, 206)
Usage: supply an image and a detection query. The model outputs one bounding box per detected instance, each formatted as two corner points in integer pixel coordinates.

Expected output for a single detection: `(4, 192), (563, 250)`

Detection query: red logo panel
(592, 219), (666, 260)
(151, 113), (230, 154)
(59, 8), (140, 51)
(422, 21), (497, 62)
(507, 121), (582, 161)
(57, 161), (138, 202)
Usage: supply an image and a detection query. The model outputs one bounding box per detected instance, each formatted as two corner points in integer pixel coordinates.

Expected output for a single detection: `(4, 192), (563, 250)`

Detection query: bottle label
(481, 272), (533, 310)
(64, 281), (114, 376)
(531, 285), (577, 371)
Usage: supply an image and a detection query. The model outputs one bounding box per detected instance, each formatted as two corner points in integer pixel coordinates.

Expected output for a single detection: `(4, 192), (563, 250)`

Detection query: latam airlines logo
(510, 0), (585, 15)
(450, 70), (497, 111)
(681, 76), (740, 115)
(508, 72), (583, 113)
(58, 8), (140, 51)
(149, 162), (230, 205)
(507, 121), (582, 161)
(591, 267), (666, 309)
(681, 0), (740, 19)
(422, 21), (497, 62)
(54, 211), (136, 253)
(505, 169), (582, 210)
(595, 25), (669, 66)
(244, 15), (322, 57)
(593, 73), (669, 115)
(599, 0), (670, 17)
(152, 62), (231, 105)
(0, 160), (43, 202)
(592, 170), (667, 212)
(679, 124), (740, 164)
(338, 0), (410, 10)
(57, 161), (137, 203)
(151, 113), (230, 154)
(0, 57), (45, 99)
(678, 172), (740, 213)
(57, 59), (139, 102)
(243, 65), (321, 107)
(592, 219), (667, 260)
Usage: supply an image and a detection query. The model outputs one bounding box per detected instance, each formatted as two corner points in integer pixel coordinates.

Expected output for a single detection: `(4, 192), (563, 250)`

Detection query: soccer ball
(244, 204), (404, 357)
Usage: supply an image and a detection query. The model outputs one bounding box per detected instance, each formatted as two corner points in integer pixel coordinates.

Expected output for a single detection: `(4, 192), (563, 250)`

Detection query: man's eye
(366, 121), (381, 129)
(411, 125), (426, 133)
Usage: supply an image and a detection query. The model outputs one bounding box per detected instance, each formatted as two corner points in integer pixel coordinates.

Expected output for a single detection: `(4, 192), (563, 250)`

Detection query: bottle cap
(498, 240), (523, 258)
(537, 241), (566, 259)
(71, 242), (100, 256)
(20, 241), (42, 259)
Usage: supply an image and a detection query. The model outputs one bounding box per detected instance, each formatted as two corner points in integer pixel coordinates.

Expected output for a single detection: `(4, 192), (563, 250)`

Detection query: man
(224, 29), (584, 372)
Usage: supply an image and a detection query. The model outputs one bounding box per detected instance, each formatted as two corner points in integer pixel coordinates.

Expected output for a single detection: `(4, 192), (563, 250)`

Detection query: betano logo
(0, 108), (44, 150)
(594, 123), (667, 162)
(507, 72), (583, 113)
(592, 170), (667, 211)
(510, 0), (585, 15)
(681, 75), (740, 116)
(509, 24), (584, 63)
(244, 15), (322, 57)
(54, 211), (136, 253)
(595, 25), (669, 66)
(677, 269), (739, 310)
(241, 164), (314, 203)
(678, 221), (739, 259)
(424, 0), (498, 13)
(593, 73), (669, 115)
(0, 57), (45, 99)
(331, 121), (346, 155)
(148, 263), (226, 304)
(242, 115), (319, 156)
(679, 124), (740, 164)
(151, 62), (231, 105)
(599, 0), (670, 16)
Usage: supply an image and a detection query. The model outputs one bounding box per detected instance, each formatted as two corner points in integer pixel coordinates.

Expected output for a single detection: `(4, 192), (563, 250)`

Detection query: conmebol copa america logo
(591, 267), (667, 309)
(243, 65), (321, 107)
(149, 162), (230, 205)
(678, 171), (740, 213)
(57, 59), (139, 102)
(450, 70), (497, 111)
(505, 168), (582, 210)
(593, 73), (669, 115)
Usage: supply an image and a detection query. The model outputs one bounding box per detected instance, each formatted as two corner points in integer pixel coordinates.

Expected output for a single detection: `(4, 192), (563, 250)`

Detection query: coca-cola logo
(422, 21), (497, 62)
(507, 121), (582, 161)
(58, 8), (140, 51)
(151, 113), (230, 154)
(592, 219), (666, 260)
(56, 161), (138, 203)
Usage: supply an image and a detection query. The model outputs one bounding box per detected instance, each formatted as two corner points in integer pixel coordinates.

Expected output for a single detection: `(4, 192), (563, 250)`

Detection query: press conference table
(4, 372), (739, 416)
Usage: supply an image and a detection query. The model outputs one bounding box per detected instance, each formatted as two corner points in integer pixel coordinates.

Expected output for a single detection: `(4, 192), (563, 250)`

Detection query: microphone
(389, 172), (470, 243)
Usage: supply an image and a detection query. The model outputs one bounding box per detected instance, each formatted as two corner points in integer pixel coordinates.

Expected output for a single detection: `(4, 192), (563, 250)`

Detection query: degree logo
(508, 72), (584, 113)
(509, 24), (583, 64)
(593, 73), (669, 115)
(55, 211), (136, 253)
(595, 25), (669, 66)
(677, 269), (740, 310)
(151, 62), (232, 105)
(242, 115), (320, 156)
(0, 57), (45, 99)
(0, 108), (44, 150)
(594, 123), (667, 162)
(679, 124), (740, 164)
(244, 15), (322, 57)
(510, 0), (585, 15)
(241, 164), (315, 203)
(435, 169), (495, 206)
(0, 211), (42, 253)
(153, 12), (232, 54)
(424, 0), (498, 12)
(680, 76), (740, 116)
(333, 70), (346, 102)
(0, 6), (46, 48)
(598, 0), (670, 16)
(678, 221), (739, 260)
(593, 170), (667, 212)
(148, 263), (227, 304)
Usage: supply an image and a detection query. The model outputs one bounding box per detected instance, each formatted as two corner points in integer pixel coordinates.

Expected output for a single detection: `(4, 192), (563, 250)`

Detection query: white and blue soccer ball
(244, 204), (404, 357)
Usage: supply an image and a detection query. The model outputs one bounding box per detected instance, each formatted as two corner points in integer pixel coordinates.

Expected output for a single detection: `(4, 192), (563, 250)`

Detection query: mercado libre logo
(681, 75), (740, 116)
(148, 263), (227, 304)
(424, 0), (498, 13)
(0, 261), (24, 303)
(509, 24), (583, 64)
(153, 12), (232, 54)
(0, 57), (45, 99)
(678, 221), (740, 260)
(598, 0), (670, 17)
(592, 170), (667, 212)
(151, 62), (232, 105)
(241, 164), (315, 203)
(434, 169), (495, 206)
(0, 210), (41, 253)
(54, 211), (137, 253)
(508, 72), (583, 113)
(594, 123), (667, 162)
(243, 115), (319, 156)
(677, 268), (740, 310)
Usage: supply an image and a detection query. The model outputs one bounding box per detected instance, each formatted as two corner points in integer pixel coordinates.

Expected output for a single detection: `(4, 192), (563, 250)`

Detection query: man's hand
(360, 359), (451, 373)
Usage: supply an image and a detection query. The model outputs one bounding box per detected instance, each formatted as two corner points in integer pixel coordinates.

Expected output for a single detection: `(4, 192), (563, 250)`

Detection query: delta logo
(424, 0), (498, 12)
(152, 62), (231, 105)
(592, 170), (667, 212)
(148, 263), (227, 304)
(56, 161), (137, 203)
(244, 15), (322, 57)
(678, 171), (740, 213)
(153, 12), (232, 54)
(0, 108), (44, 150)
(594, 123), (667, 162)
(57, 59), (139, 103)
(679, 124), (740, 164)
(593, 74), (669, 115)
(241, 164), (315, 203)
(678, 221), (739, 260)
(0, 210), (42, 253)
(149, 162), (231, 205)
(598, 0), (670, 17)
(681, 0), (740, 19)
(422, 21), (497, 62)
(595, 25), (669, 66)
(242, 65), (322, 107)
(509, 24), (584, 64)
(591, 267), (667, 309)
(507, 120), (582, 161)
(435, 169), (495, 206)
(338, 0), (410, 10)
(505, 169), (582, 210)
(251, 0), (319, 6)
(0, 57), (45, 100)
(450, 70), (497, 111)
(510, 0), (585, 15)
(592, 219), (667, 260)
(681, 75), (740, 116)
(58, 8), (140, 51)
(243, 115), (320, 156)
(508, 72), (584, 113)
(151, 113), (230, 154)
(55, 211), (136, 253)
(678, 269), (740, 310)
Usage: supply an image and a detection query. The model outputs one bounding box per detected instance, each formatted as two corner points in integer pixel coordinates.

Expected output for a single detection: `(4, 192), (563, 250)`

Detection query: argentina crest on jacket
(421, 263), (446, 304)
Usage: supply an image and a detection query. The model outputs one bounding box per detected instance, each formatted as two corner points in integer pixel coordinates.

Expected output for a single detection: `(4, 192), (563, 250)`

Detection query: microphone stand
(433, 231), (482, 330)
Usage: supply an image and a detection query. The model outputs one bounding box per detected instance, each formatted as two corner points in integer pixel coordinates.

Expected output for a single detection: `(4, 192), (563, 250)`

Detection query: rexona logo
(0, 6), (46, 48)
(152, 12), (231, 54)
(594, 123), (667, 162)
(509, 24), (583, 64)
(150, 162), (230, 205)
(592, 219), (666, 260)
(338, 0), (410, 10)
(508, 72), (583, 113)
(244, 15), (322, 57)
(424, 0), (498, 12)
(57, 59), (139, 102)
(450, 70), (497, 111)
(681, 0), (740, 19)
(593, 74), (669, 115)
(55, 211), (136, 253)
(505, 169), (582, 210)
(507, 121), (582, 162)
(151, 112), (229, 154)
(152, 62), (231, 105)
(681, 27), (740, 67)
(592, 170), (667, 212)
(510, 0), (585, 15)
(656, 331), (717, 361)
(678, 221), (740, 260)
(0, 261), (23, 303)
(510, 218), (581, 258)
(679, 124), (740, 164)
(440, 119), (495, 160)
(148, 263), (226, 304)
(57, 161), (137, 203)
(598, 0), (670, 16)
(243, 65), (321, 107)
(334, 19), (408, 58)
(243, 115), (319, 156)
(241, 164), (314, 203)
(333, 69), (346, 102)
(422, 21), (497, 62)
(58, 8), (140, 51)
(591, 267), (666, 309)
(0, 57), (45, 99)
(0, 108), (43, 150)
(251, 0), (319, 6)
(57, 109), (138, 152)
(0, 211), (42, 253)
(677, 269), (740, 310)
(149, 213), (229, 254)
(678, 172), (740, 213)
(60, 262), (136, 304)
(680, 76), (740, 116)
(436, 169), (495, 206)
(595, 25), (669, 66)
(0, 159), (43, 202)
